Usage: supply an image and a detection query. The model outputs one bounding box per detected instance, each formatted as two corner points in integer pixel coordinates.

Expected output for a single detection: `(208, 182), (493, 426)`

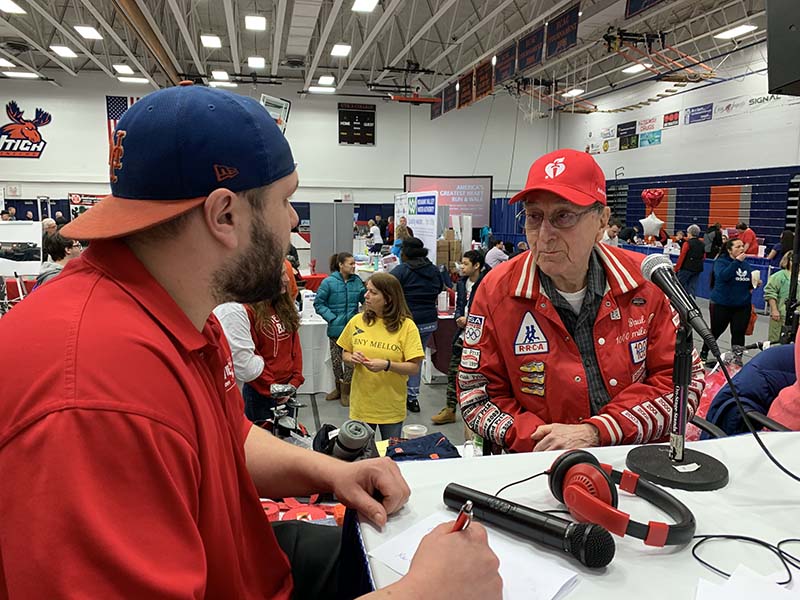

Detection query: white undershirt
(557, 287), (587, 315)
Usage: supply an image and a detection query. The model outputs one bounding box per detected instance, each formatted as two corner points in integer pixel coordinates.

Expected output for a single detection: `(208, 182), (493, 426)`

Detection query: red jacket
(458, 244), (704, 452)
(245, 305), (304, 395)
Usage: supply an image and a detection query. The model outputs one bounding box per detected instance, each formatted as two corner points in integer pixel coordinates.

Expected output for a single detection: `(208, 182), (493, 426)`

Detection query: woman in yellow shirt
(338, 273), (424, 439)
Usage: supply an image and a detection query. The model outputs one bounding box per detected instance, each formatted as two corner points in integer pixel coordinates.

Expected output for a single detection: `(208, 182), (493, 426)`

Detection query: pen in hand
(451, 500), (473, 532)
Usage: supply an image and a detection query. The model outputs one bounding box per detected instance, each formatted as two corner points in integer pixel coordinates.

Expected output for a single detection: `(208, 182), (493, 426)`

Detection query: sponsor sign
(617, 121), (637, 137)
(684, 103), (713, 125)
(663, 111), (680, 128)
(639, 130), (662, 147)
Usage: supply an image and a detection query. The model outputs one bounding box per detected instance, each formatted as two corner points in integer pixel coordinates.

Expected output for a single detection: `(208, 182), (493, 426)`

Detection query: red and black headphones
(548, 450), (696, 547)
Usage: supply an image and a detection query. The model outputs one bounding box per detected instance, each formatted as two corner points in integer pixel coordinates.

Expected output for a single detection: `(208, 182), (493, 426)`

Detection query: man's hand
(328, 457), (410, 529)
(530, 423), (600, 452)
(388, 522), (502, 600)
(456, 316), (467, 328)
(771, 310), (782, 322)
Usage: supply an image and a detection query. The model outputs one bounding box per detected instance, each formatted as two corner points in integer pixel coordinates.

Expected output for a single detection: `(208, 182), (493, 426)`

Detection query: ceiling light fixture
(562, 88), (584, 98)
(352, 0), (379, 12)
(331, 43), (351, 57)
(74, 25), (102, 40)
(211, 70), (229, 80)
(0, 0), (25, 13)
(245, 15), (267, 30)
(50, 45), (78, 58)
(491, 55), (497, 66)
(200, 34), (222, 48)
(318, 75), (335, 85)
(0, 58), (15, 68)
(113, 64), (134, 74)
(714, 24), (757, 39)
(3, 71), (38, 78)
(210, 81), (238, 88)
(248, 56), (265, 68)
(308, 86), (336, 94)
(117, 76), (149, 84)
(621, 62), (652, 74)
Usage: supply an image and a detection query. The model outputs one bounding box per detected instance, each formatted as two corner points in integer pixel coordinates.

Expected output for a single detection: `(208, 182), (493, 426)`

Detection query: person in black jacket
(390, 237), (445, 412)
(675, 224), (705, 298)
(433, 249), (487, 425)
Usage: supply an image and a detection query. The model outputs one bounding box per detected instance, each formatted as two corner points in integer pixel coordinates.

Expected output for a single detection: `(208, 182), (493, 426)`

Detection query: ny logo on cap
(109, 130), (126, 183)
(544, 157), (566, 179)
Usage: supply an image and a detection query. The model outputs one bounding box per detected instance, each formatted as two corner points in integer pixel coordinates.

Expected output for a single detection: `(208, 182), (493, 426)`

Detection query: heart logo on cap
(544, 157), (566, 179)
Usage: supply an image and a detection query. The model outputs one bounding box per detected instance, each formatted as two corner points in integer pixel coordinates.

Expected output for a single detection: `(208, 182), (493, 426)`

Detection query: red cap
(510, 148), (607, 206)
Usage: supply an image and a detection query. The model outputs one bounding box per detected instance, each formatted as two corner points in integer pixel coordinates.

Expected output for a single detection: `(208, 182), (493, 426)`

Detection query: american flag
(105, 96), (138, 149)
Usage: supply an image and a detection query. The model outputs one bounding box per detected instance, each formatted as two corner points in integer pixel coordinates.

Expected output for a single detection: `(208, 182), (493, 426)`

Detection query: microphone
(640, 254), (720, 356)
(443, 483), (615, 569)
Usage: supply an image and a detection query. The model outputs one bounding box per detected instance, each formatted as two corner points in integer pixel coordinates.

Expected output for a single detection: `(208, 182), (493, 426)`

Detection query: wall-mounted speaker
(767, 0), (800, 96)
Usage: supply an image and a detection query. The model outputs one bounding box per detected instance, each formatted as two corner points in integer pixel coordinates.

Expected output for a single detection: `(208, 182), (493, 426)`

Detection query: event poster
(545, 4), (580, 59)
(395, 192), (438, 255)
(404, 175), (491, 227)
(494, 43), (517, 85)
(517, 27), (545, 73)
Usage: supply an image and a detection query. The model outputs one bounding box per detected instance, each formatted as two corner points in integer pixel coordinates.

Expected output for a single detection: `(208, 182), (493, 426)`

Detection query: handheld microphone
(443, 483), (615, 569)
(640, 254), (720, 356)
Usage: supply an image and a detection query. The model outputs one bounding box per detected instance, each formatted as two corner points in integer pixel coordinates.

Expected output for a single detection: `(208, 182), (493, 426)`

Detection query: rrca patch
(514, 312), (549, 355)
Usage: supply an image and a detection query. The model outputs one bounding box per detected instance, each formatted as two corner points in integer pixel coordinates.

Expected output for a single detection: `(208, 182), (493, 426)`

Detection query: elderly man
(0, 84), (500, 599)
(458, 149), (704, 453)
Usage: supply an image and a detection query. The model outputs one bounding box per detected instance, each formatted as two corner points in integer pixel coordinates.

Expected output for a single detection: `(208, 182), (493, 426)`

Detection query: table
(297, 316), (335, 396)
(301, 274), (328, 292)
(360, 433), (800, 598)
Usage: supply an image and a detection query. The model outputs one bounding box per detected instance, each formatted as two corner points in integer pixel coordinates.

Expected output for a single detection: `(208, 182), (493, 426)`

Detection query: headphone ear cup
(548, 450), (602, 503)
(562, 463), (619, 522)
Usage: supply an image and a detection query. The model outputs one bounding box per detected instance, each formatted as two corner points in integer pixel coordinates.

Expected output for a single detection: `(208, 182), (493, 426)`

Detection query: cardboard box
(436, 240), (450, 266)
(448, 240), (462, 265)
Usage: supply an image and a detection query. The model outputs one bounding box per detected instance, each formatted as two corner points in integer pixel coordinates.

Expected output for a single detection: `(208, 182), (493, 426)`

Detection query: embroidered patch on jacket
(513, 312), (549, 355)
(632, 297), (646, 306)
(464, 315), (485, 346)
(629, 338), (648, 364)
(460, 348), (481, 370)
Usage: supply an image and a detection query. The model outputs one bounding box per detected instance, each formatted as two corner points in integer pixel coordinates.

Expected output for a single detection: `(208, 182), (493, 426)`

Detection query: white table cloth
(361, 433), (800, 598)
(297, 316), (335, 396)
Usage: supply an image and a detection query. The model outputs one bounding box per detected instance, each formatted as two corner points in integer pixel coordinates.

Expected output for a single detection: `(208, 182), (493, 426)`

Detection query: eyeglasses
(518, 205), (601, 230)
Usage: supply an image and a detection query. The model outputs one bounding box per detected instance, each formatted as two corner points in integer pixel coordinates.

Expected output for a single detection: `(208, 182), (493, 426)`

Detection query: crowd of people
(2, 82), (800, 599)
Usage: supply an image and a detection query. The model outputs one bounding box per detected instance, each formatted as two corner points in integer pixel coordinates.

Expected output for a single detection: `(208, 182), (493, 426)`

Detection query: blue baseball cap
(62, 82), (295, 240)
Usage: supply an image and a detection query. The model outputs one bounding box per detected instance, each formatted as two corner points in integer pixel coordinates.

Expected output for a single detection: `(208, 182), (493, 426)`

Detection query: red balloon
(642, 188), (665, 210)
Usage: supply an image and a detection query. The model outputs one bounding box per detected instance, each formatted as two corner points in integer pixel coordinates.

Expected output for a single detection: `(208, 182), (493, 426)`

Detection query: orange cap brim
(61, 195), (207, 240)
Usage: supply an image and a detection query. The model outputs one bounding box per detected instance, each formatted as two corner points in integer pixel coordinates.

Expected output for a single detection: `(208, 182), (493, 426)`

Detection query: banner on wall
(714, 93), (800, 120)
(619, 134), (639, 150)
(517, 26), (545, 73)
(443, 82), (458, 113)
(663, 111), (680, 128)
(601, 138), (619, 153)
(617, 121), (637, 137)
(458, 72), (474, 108)
(546, 4), (580, 59)
(0, 100), (53, 159)
(69, 193), (104, 221)
(639, 130), (662, 147)
(637, 117), (658, 133)
(684, 103), (713, 125)
(494, 42), (517, 85)
(625, 0), (665, 19)
(430, 93), (443, 120)
(394, 192), (438, 255)
(474, 60), (494, 101)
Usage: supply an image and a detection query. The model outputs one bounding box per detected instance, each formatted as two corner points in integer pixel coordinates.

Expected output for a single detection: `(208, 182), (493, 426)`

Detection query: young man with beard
(0, 84), (501, 600)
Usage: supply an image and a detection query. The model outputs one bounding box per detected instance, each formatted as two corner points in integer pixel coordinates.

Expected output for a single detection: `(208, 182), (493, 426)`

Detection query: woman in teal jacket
(314, 252), (366, 405)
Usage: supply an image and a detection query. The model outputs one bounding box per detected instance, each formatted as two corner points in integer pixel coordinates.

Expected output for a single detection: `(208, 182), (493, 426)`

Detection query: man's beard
(212, 213), (286, 305)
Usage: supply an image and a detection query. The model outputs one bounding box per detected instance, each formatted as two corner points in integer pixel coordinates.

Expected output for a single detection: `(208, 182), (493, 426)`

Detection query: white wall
(558, 44), (800, 179)
(0, 72), (556, 203)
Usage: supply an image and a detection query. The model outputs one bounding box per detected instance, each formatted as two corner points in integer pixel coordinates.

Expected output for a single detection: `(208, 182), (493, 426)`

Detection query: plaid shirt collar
(539, 249), (607, 311)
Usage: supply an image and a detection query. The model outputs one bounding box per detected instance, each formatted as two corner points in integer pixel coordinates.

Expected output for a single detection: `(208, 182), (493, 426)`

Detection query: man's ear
(203, 188), (242, 250)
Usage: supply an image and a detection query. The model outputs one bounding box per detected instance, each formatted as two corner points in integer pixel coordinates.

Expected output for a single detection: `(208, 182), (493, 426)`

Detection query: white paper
(369, 510), (578, 600)
(695, 566), (795, 600)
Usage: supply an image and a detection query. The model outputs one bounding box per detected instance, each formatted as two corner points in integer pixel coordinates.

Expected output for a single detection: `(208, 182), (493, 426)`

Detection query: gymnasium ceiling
(0, 0), (767, 104)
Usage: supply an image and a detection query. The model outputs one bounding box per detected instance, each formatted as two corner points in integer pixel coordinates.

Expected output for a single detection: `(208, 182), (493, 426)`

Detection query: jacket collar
(78, 239), (212, 353)
(510, 244), (646, 300)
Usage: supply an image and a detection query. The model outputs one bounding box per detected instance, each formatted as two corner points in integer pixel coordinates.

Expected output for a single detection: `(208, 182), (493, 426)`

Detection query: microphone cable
(691, 534), (800, 586)
(713, 351), (800, 482)
(494, 471), (547, 498)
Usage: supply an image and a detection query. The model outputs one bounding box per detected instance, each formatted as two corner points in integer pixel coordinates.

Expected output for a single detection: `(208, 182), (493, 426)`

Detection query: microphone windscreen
(567, 523), (615, 568)
(640, 253), (674, 282)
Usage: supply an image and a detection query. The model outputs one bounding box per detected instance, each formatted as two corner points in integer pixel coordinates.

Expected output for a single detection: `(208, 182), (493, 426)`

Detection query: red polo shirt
(739, 228), (758, 255)
(0, 240), (292, 598)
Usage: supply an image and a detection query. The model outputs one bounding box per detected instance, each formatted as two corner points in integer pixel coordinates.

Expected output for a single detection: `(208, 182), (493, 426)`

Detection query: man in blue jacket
(434, 250), (487, 425)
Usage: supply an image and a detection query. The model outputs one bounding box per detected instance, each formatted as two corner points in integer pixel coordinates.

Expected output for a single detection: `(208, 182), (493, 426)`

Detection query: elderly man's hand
(530, 423), (600, 452)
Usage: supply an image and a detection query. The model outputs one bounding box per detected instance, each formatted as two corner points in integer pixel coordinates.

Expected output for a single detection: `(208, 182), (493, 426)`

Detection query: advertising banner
(684, 103), (713, 125)
(637, 117), (658, 133)
(619, 134), (640, 150)
(395, 192), (438, 255)
(617, 121), (637, 137)
(639, 130), (662, 147)
(663, 111), (680, 128)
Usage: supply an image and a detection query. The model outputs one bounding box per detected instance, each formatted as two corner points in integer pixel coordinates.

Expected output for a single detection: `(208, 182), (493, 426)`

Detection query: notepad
(695, 566), (795, 600)
(369, 510), (578, 600)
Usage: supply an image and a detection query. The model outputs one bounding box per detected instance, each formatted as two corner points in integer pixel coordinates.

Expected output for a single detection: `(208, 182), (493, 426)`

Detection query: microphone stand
(626, 322), (729, 491)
